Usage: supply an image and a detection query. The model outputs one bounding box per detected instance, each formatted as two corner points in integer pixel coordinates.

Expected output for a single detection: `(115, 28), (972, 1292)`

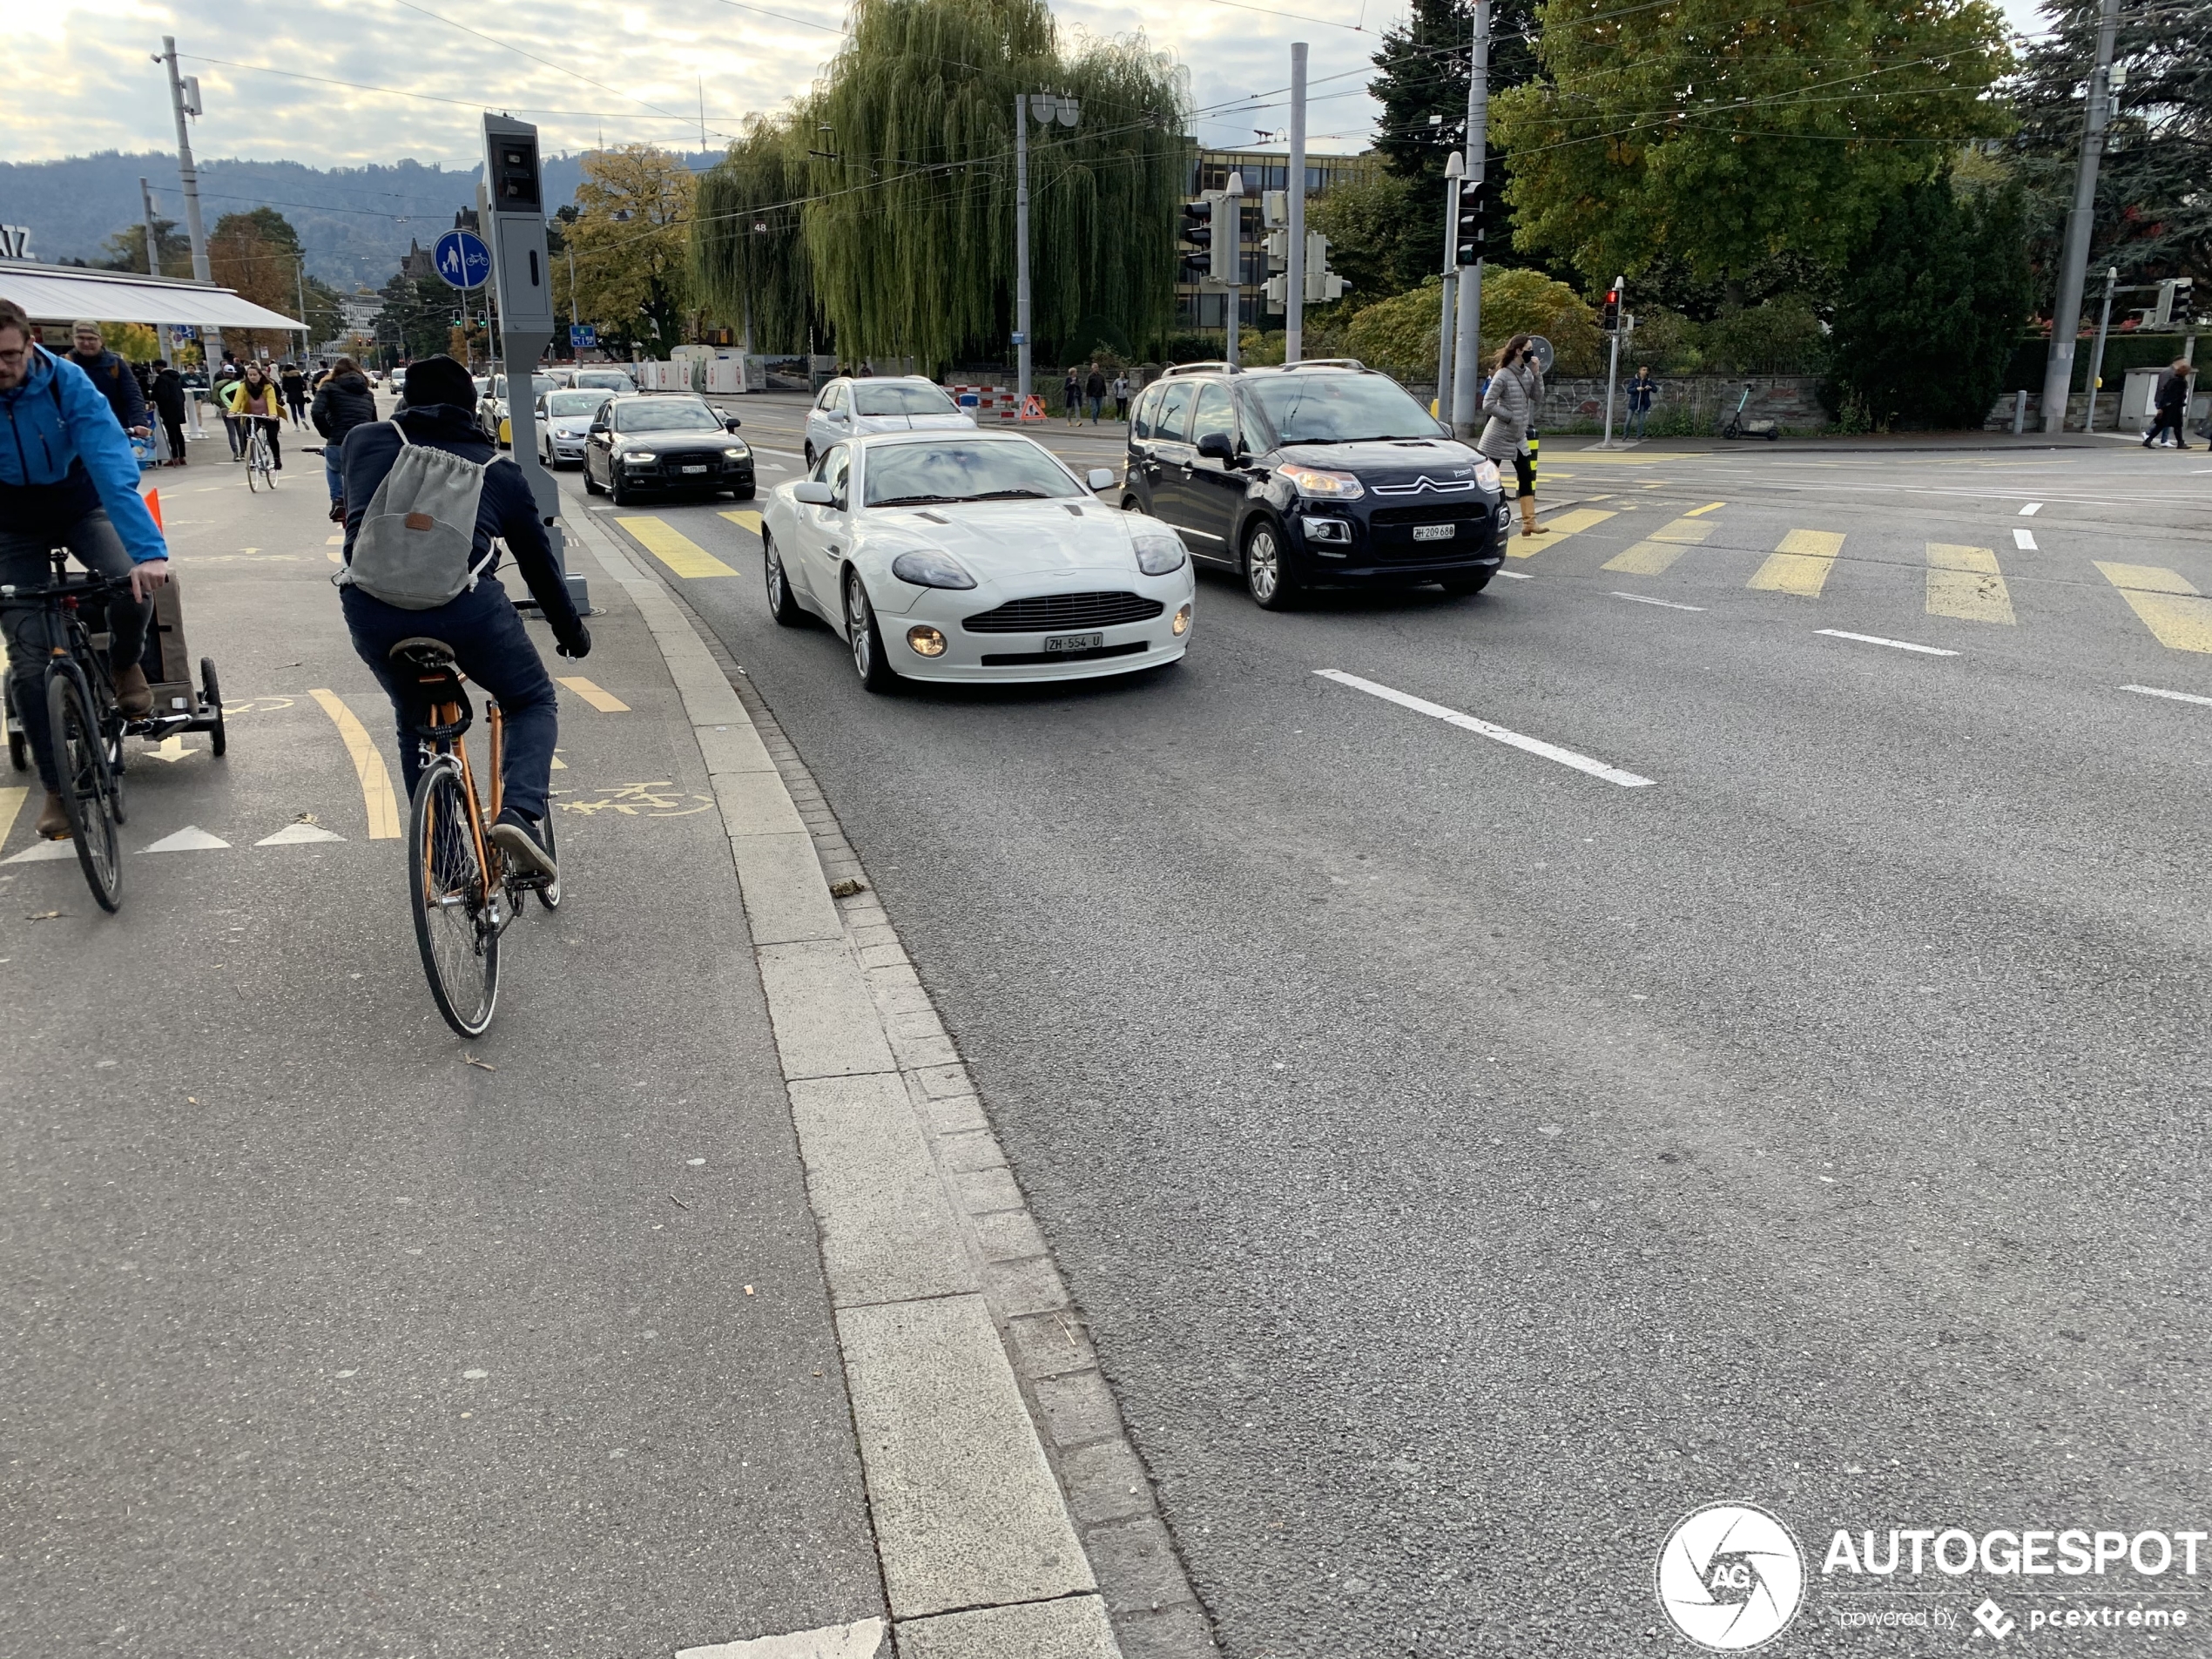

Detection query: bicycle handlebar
(0, 571), (134, 606)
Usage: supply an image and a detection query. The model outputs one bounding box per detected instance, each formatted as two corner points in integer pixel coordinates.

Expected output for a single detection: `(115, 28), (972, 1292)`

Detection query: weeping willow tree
(694, 118), (820, 353)
(752, 0), (1185, 373)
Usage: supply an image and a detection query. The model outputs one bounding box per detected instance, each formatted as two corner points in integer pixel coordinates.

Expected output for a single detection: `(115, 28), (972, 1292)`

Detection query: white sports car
(760, 432), (1195, 691)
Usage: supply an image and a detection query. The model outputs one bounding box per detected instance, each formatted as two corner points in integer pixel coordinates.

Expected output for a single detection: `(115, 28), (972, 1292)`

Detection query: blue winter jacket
(0, 347), (168, 563)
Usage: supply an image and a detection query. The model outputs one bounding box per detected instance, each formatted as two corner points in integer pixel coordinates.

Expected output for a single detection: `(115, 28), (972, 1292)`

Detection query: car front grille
(961, 591), (1165, 634)
(1368, 502), (1500, 528)
(1365, 501), (1504, 564)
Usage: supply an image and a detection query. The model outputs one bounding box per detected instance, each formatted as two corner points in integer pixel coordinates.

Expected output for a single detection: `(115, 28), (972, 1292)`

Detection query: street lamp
(1015, 91), (1079, 404)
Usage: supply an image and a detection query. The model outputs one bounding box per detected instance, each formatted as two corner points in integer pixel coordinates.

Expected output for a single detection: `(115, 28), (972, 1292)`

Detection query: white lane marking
(3, 839), (78, 864)
(749, 445), (807, 462)
(140, 826), (231, 853)
(1315, 669), (1656, 788)
(2121, 684), (2212, 708)
(257, 821), (347, 846)
(1611, 590), (1704, 611)
(1815, 629), (1959, 657)
(676, 1616), (887, 1657)
(2019, 502), (2042, 516)
(2013, 528), (2038, 550)
(1496, 569), (1534, 579)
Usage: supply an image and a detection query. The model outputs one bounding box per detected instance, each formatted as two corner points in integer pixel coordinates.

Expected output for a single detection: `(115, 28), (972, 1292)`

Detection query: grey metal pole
(1450, 0), (1488, 436)
(2040, 0), (2121, 434)
(1015, 94), (1032, 405)
(1601, 280), (1623, 445)
(160, 36), (222, 365)
(2083, 266), (2117, 431)
(1286, 44), (1308, 364)
(139, 178), (174, 364)
(1225, 172), (1244, 369)
(1438, 155), (1461, 419)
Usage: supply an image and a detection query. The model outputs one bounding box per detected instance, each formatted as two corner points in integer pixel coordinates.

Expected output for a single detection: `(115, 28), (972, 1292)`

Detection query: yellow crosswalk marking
(2094, 562), (2212, 652)
(0, 786), (25, 848)
(1925, 543), (2015, 625)
(309, 689), (401, 840)
(619, 516), (738, 578)
(1603, 515), (1712, 575)
(720, 509), (763, 536)
(556, 676), (631, 712)
(1510, 506), (1616, 558)
(1749, 529), (1844, 597)
(1683, 501), (1726, 516)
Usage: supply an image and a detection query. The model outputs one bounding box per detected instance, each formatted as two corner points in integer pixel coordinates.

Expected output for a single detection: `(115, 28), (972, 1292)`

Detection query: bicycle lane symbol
(555, 781), (714, 819)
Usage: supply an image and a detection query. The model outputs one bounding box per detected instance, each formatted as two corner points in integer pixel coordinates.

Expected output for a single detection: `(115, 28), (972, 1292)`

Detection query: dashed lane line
(1612, 591), (1704, 611)
(2121, 684), (2212, 709)
(2014, 528), (2038, 550)
(1748, 529), (1845, 597)
(1315, 668), (1656, 788)
(2020, 502), (2042, 516)
(309, 689), (401, 840)
(556, 676), (631, 712)
(2094, 563), (2212, 653)
(1815, 629), (1960, 658)
(1925, 543), (2015, 625)
(618, 516), (739, 579)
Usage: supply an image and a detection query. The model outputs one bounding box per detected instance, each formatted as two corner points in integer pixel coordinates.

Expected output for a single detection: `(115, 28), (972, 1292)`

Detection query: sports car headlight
(1278, 464), (1365, 500)
(622, 449), (658, 463)
(724, 444), (750, 458)
(890, 549), (977, 590)
(1131, 531), (1187, 576)
(1472, 457), (1502, 492)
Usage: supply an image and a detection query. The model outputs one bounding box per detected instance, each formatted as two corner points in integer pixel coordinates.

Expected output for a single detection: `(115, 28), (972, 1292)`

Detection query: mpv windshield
(864, 439), (1081, 506)
(614, 401), (724, 433)
(1245, 374), (1445, 445)
(853, 381), (958, 417)
(574, 371), (632, 391)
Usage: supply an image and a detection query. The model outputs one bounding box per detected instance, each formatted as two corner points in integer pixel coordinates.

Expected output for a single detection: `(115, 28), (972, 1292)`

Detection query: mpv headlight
(1472, 457), (1502, 492)
(1132, 531), (1187, 576)
(1278, 464), (1365, 500)
(891, 549), (977, 590)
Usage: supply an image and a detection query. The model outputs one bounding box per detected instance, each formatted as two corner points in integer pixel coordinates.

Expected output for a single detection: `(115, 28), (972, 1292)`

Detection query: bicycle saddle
(388, 637), (472, 738)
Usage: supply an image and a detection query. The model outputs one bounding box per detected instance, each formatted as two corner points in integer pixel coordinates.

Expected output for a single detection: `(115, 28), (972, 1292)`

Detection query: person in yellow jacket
(222, 361), (286, 470)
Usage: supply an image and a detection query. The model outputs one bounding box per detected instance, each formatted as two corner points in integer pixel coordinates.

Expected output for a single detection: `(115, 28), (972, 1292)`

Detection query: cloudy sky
(18, 0), (2052, 172)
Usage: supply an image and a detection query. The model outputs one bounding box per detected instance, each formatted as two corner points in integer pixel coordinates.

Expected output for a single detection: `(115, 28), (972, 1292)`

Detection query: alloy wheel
(1246, 527), (1281, 604)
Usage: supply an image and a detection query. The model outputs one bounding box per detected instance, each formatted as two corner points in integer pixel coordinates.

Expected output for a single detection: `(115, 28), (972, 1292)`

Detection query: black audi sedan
(582, 394), (755, 505)
(1123, 361), (1509, 609)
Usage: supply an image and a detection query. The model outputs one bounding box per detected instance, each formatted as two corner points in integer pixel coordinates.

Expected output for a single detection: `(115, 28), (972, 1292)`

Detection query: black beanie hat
(404, 355), (477, 411)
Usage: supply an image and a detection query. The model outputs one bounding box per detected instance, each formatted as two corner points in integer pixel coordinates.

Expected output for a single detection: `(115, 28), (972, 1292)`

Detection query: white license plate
(681, 464), (709, 475)
(1043, 632), (1105, 654)
(1413, 523), (1457, 542)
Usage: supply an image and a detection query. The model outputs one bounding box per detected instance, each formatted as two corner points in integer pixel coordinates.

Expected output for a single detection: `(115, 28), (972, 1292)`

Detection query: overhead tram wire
(182, 55), (756, 125)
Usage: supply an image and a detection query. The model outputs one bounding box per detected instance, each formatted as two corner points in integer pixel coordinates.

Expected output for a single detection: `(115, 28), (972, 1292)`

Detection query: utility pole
(2084, 266), (2118, 431)
(158, 36), (222, 366)
(1015, 93), (1032, 404)
(1438, 152), (1462, 419)
(1449, 0), (1489, 437)
(139, 178), (175, 364)
(1285, 43), (1308, 364)
(1224, 170), (1244, 368)
(2041, 0), (2121, 433)
(295, 253), (310, 366)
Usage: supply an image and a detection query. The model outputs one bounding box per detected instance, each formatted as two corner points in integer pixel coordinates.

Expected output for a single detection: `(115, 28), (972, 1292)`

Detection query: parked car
(477, 371), (561, 448)
(804, 375), (974, 466)
(1123, 361), (1509, 609)
(760, 430), (1192, 692)
(551, 365), (636, 395)
(536, 388), (614, 469)
(581, 393), (752, 503)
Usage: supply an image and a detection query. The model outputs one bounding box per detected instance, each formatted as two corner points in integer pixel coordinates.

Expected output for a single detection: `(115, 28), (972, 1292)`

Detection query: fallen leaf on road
(829, 878), (867, 898)
(187, 1096), (199, 1105)
(462, 1054), (496, 1072)
(744, 1285), (755, 1296)
(293, 812), (319, 825)
(26, 911), (64, 921)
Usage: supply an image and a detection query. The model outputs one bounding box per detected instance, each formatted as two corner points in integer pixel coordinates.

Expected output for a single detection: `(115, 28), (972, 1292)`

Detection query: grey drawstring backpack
(337, 420), (498, 610)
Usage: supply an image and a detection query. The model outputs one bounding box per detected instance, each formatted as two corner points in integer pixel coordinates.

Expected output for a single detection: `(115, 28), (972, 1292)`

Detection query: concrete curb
(566, 509), (1217, 1659)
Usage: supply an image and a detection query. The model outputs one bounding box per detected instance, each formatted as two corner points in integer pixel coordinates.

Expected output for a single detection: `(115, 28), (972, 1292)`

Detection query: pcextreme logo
(1656, 1503), (1808, 1651)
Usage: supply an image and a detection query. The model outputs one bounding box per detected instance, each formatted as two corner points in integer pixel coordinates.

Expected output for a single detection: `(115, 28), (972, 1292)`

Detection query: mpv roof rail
(1161, 361), (1237, 376)
(1290, 357), (1366, 370)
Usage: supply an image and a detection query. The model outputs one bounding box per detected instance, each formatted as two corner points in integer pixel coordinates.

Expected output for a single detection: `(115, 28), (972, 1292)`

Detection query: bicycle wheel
(246, 435), (263, 492)
(46, 665), (120, 913)
(408, 754), (499, 1036)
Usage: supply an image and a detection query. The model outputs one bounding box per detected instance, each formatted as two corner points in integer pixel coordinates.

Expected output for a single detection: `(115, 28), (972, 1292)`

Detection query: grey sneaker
(488, 809), (556, 880)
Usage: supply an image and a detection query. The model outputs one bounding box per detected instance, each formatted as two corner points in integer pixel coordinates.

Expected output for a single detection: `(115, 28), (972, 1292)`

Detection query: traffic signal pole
(2084, 266), (2117, 432)
(1015, 95), (1032, 405)
(2041, 0), (2121, 434)
(1449, 0), (1489, 438)
(1438, 152), (1462, 419)
(1600, 277), (1624, 446)
(1285, 43), (1307, 365)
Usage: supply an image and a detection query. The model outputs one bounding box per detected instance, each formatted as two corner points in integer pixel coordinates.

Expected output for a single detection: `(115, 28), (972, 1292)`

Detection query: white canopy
(0, 260), (302, 331)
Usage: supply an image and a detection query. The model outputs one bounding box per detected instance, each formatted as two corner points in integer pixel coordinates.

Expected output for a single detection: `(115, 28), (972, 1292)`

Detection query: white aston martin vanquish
(759, 431), (1196, 691)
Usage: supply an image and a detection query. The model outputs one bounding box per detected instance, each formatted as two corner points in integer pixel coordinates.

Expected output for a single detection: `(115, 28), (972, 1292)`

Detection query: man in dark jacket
(339, 355), (588, 879)
(66, 320), (149, 439)
(149, 359), (189, 465)
(2142, 360), (2195, 449)
(312, 357), (380, 519)
(1084, 362), (1107, 425)
(280, 361), (308, 428)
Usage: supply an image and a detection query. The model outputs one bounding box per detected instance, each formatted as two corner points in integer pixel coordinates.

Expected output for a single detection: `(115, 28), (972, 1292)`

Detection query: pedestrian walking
(150, 358), (189, 466)
(280, 361), (309, 428)
(2142, 360), (2195, 450)
(1085, 362), (1107, 426)
(1625, 366), (1656, 440)
(1112, 372), (1130, 422)
(1063, 368), (1082, 426)
(1478, 334), (1547, 539)
(311, 355), (379, 522)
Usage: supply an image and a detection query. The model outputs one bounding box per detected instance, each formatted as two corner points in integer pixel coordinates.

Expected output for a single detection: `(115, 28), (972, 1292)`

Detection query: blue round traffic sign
(434, 229), (492, 291)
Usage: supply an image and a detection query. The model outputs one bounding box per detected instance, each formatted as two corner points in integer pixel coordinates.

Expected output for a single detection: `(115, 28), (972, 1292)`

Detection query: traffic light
(1453, 179), (1487, 266)
(1210, 194), (1238, 285)
(1262, 228), (1291, 314)
(2168, 278), (2195, 328)
(1305, 233), (1345, 304)
(1179, 199), (1214, 282)
(1601, 286), (1622, 333)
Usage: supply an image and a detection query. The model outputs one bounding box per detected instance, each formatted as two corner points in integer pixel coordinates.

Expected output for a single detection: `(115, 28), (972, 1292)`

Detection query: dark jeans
(160, 415), (187, 461)
(1627, 406), (1650, 438)
(2146, 409), (2188, 447)
(1088, 395), (1103, 423)
(1114, 396), (1129, 421)
(341, 578), (559, 823)
(0, 510), (153, 792)
(1512, 453), (1536, 498)
(220, 411), (243, 457)
(325, 446), (345, 503)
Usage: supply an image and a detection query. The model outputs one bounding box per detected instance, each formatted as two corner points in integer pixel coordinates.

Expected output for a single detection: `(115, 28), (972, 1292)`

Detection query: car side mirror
(1086, 467), (1116, 489)
(589, 422), (608, 437)
(792, 480), (836, 505)
(1196, 431), (1236, 462)
(725, 415), (742, 431)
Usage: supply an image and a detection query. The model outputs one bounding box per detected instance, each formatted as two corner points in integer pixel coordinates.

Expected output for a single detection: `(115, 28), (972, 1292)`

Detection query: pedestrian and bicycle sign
(434, 229), (492, 290)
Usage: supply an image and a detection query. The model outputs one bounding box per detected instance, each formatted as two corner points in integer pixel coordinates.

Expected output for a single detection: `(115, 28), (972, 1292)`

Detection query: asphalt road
(585, 407), (2212, 1656)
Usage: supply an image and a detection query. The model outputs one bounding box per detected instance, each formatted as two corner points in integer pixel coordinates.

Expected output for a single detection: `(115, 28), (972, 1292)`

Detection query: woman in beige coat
(1477, 334), (1544, 537)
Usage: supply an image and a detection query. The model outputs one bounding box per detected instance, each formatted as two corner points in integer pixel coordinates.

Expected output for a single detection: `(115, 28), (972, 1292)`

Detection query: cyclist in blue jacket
(0, 298), (171, 840)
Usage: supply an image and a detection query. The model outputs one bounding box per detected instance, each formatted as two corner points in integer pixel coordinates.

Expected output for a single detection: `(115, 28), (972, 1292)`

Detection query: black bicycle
(0, 557), (138, 910)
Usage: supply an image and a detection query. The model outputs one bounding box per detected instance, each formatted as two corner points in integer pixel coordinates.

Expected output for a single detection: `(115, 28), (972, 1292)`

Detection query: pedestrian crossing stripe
(1749, 529), (1845, 597)
(619, 516), (738, 578)
(2094, 563), (2212, 653)
(0, 786), (24, 847)
(1683, 502), (1727, 516)
(1512, 507), (1617, 558)
(557, 677), (631, 712)
(1925, 543), (2015, 625)
(720, 510), (763, 536)
(1603, 516), (1713, 576)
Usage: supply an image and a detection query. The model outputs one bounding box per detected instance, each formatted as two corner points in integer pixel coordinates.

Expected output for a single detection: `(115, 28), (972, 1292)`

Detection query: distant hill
(0, 148), (721, 291)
